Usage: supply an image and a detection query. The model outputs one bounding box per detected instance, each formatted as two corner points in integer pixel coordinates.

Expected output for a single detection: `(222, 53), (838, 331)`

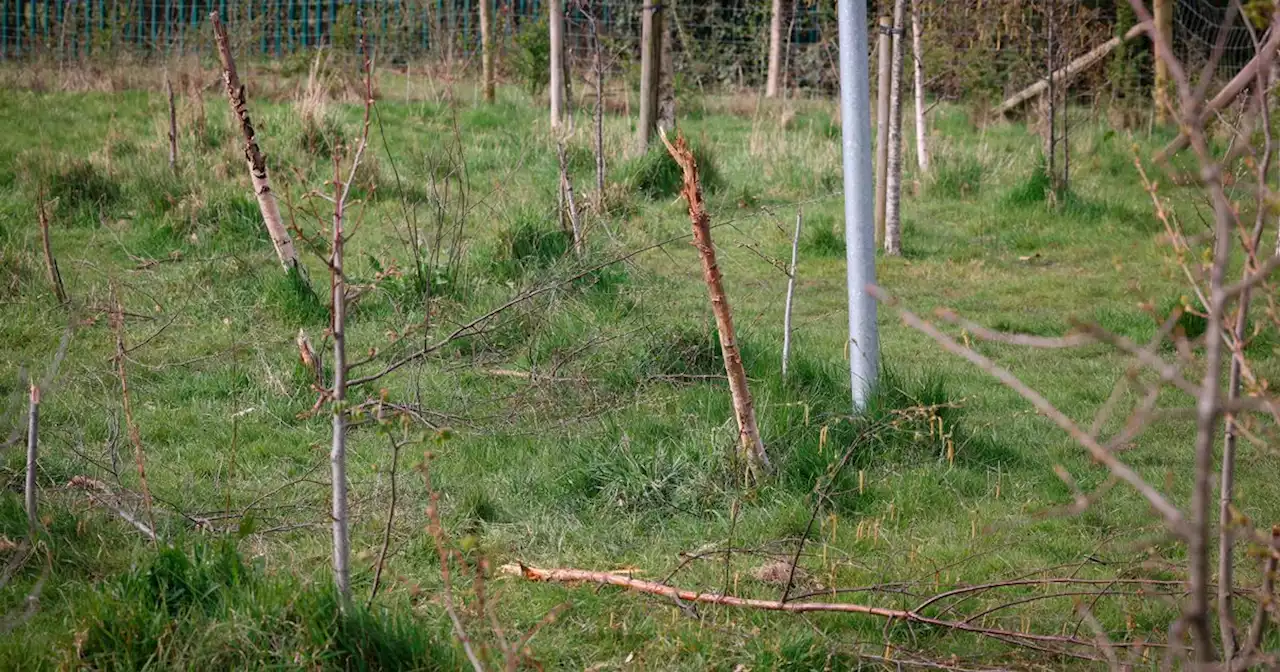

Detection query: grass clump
(800, 217), (845, 257)
(72, 540), (457, 670)
(928, 153), (985, 199)
(263, 265), (327, 326)
(620, 140), (723, 199)
(491, 208), (571, 280)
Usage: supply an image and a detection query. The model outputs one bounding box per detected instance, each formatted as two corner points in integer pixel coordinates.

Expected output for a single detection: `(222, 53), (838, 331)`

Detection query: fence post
(635, 0), (662, 151)
(1153, 0), (1172, 125)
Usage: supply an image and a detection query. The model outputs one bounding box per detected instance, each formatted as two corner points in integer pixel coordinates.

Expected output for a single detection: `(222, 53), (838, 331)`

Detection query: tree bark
(549, 0), (565, 128)
(884, 0), (905, 256)
(662, 131), (769, 477)
(764, 0), (787, 98)
(636, 0), (663, 152)
(211, 14), (299, 270)
(874, 16), (891, 247)
(557, 139), (583, 256)
(910, 0), (928, 174)
(479, 0), (494, 103)
(25, 384), (38, 532)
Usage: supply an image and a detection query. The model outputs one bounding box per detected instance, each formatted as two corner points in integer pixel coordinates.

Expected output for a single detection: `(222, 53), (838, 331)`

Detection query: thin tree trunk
(910, 0), (928, 173)
(782, 211), (801, 379)
(592, 15), (605, 205)
(480, 0), (494, 103)
(658, 0), (676, 132)
(211, 14), (298, 270)
(557, 139), (583, 256)
(549, 0), (565, 128)
(874, 16), (891, 247)
(166, 74), (178, 173)
(636, 0), (662, 152)
(1045, 0), (1056, 193)
(37, 191), (67, 305)
(662, 131), (769, 477)
(24, 384), (39, 532)
(1219, 50), (1276, 660)
(883, 0), (905, 256)
(764, 0), (786, 98)
(330, 159), (351, 602)
(112, 291), (158, 548)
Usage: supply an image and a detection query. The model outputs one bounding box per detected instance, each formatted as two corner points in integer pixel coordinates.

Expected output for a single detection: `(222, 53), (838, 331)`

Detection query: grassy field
(2, 61), (1279, 669)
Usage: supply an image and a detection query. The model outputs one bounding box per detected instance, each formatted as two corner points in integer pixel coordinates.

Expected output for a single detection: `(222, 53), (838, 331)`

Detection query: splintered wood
(660, 130), (769, 477)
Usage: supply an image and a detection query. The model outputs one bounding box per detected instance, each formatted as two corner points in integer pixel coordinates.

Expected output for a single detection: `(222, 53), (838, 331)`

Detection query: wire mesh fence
(0, 0), (1261, 100)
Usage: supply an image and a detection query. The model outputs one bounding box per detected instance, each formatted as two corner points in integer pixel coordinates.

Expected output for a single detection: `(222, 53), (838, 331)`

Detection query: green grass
(2, 71), (1280, 669)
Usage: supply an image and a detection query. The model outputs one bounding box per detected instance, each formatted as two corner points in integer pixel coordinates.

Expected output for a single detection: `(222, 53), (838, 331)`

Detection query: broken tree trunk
(994, 22), (1147, 117)
(661, 130), (769, 477)
(1156, 25), (1280, 162)
(211, 14), (299, 270)
(556, 139), (583, 256)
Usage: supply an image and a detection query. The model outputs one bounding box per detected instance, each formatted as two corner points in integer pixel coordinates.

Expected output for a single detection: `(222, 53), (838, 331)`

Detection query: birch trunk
(910, 0), (928, 173)
(883, 0), (906, 256)
(662, 131), (769, 477)
(211, 14), (298, 269)
(874, 16), (891, 246)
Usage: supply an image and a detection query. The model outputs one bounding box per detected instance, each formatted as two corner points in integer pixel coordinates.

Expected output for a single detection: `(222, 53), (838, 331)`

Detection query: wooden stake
(1153, 0), (1172, 126)
(479, 0), (494, 103)
(166, 73), (178, 174)
(661, 130), (769, 477)
(211, 13), (299, 270)
(636, 0), (663, 152)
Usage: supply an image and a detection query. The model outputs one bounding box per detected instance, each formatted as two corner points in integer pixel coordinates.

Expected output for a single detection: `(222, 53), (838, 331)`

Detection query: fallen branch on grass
(500, 562), (1123, 654)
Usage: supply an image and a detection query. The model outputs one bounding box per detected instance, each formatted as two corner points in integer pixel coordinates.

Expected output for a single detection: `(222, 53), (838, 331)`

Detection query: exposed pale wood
(211, 13), (298, 269)
(661, 130), (769, 477)
(994, 23), (1146, 117)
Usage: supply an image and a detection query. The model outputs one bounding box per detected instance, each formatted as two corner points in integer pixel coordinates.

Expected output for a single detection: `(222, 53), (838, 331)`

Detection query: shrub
(510, 16), (551, 98)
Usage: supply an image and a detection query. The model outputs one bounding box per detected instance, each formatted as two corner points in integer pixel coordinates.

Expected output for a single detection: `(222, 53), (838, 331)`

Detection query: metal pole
(838, 0), (879, 409)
